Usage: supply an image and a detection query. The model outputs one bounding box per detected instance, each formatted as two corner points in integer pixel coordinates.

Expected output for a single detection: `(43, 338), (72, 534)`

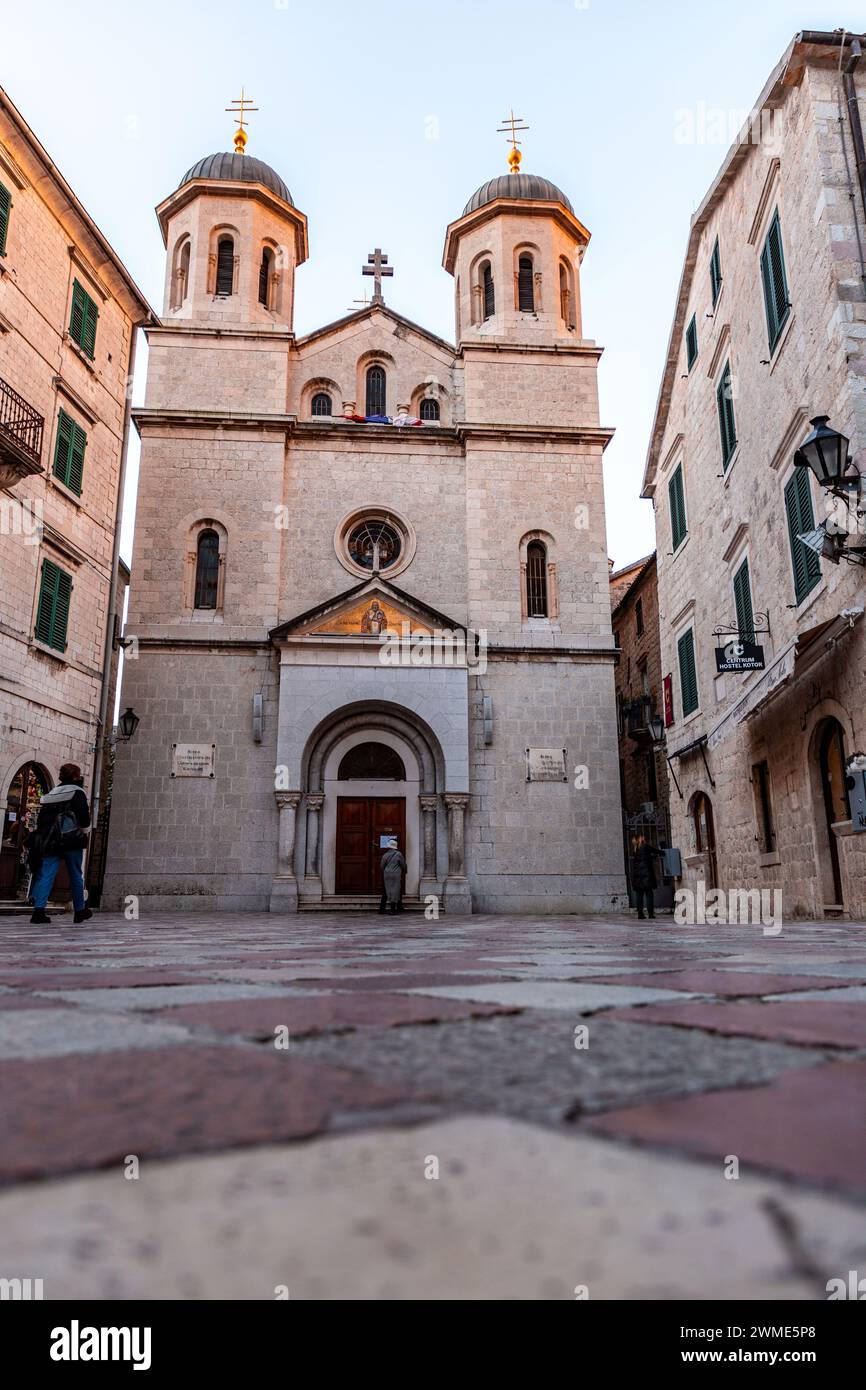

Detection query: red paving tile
(158, 992), (519, 1038)
(587, 970), (853, 995)
(587, 1059), (866, 1192)
(0, 996), (65, 1011)
(600, 999), (866, 1049)
(0, 1046), (412, 1184)
(0, 970), (205, 990)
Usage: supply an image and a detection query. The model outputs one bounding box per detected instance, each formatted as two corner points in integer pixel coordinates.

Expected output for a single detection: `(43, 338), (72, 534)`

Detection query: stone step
(299, 895), (430, 913)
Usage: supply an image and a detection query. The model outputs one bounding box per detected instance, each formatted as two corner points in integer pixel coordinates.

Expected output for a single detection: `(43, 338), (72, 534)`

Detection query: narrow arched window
(420, 398), (440, 421)
(518, 256), (534, 312)
(258, 247), (273, 306)
(175, 239), (191, 307)
(216, 237), (234, 296)
(311, 392), (332, 416)
(559, 262), (570, 322)
(482, 262), (495, 319)
(526, 540), (548, 617)
(194, 529), (220, 609)
(366, 364), (386, 416)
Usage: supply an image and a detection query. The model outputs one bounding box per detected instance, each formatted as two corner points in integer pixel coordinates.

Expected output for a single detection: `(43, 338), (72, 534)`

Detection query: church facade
(103, 140), (627, 914)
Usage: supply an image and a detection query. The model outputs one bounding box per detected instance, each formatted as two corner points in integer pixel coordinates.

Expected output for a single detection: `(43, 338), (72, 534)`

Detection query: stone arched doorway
(691, 790), (718, 891)
(0, 760), (52, 900)
(815, 716), (850, 908)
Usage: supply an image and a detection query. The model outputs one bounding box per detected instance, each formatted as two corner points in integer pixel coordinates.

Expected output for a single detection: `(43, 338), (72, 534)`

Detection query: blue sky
(3, 0), (862, 567)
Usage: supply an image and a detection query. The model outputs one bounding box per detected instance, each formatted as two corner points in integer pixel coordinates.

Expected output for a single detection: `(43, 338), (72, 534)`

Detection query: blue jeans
(31, 850), (86, 912)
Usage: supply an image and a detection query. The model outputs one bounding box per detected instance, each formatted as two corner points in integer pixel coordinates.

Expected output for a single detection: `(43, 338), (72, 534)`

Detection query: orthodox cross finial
(497, 109), (529, 173)
(362, 248), (394, 305)
(225, 88), (259, 155)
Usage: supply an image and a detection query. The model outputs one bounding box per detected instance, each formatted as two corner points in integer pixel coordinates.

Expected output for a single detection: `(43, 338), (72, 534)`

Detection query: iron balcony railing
(0, 375), (44, 466)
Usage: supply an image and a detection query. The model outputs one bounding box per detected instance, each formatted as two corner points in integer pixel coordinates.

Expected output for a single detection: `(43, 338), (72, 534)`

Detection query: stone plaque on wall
(525, 748), (568, 782)
(171, 743), (216, 778)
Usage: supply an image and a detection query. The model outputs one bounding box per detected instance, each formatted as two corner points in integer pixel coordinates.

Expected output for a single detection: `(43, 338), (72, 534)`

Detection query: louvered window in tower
(526, 541), (548, 617)
(366, 365), (386, 416)
(216, 237), (234, 296)
(518, 256), (534, 312)
(194, 529), (220, 609)
(482, 263), (494, 319)
(258, 248), (273, 306)
(420, 398), (440, 421)
(311, 392), (332, 416)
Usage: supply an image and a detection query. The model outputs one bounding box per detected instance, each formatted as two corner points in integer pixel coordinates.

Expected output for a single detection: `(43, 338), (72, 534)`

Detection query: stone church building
(104, 137), (627, 914)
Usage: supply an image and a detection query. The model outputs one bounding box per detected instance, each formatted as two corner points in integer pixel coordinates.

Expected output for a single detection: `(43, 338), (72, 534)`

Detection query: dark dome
(463, 172), (573, 217)
(180, 152), (293, 205)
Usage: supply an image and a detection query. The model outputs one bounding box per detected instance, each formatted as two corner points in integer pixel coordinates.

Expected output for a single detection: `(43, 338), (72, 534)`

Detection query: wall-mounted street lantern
(794, 416), (855, 490)
(794, 415), (865, 566)
(116, 707), (140, 742)
(648, 714), (665, 746)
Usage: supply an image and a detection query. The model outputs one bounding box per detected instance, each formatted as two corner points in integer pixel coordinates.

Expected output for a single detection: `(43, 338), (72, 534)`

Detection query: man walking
(379, 836), (406, 915)
(28, 763), (92, 925)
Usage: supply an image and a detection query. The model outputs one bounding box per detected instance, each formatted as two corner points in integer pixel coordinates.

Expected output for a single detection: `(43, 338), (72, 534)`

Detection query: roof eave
(442, 199), (590, 274)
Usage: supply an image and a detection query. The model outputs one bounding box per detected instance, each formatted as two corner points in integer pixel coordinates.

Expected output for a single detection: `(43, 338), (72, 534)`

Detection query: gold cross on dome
(225, 88), (259, 155)
(497, 109), (529, 173)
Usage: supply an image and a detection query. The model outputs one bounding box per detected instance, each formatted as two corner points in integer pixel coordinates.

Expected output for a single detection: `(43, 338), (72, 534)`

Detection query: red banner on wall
(663, 673), (674, 727)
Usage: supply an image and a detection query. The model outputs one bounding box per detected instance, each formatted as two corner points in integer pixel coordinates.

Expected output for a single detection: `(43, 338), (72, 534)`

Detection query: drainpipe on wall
(842, 39), (866, 232)
(89, 327), (138, 842)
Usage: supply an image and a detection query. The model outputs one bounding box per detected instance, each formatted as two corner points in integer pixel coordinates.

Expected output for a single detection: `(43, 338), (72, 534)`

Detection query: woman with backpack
(28, 763), (92, 925)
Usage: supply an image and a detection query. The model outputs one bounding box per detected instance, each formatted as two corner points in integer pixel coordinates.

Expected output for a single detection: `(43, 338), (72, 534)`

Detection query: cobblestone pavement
(1, 909), (865, 1299)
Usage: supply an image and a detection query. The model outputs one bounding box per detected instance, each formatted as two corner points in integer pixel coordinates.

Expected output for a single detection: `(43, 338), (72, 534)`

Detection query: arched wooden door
(0, 762), (51, 899)
(692, 791), (718, 891)
(818, 718), (850, 906)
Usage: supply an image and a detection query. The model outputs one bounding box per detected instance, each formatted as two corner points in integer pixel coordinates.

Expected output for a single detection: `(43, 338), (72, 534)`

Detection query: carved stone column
(303, 792), (325, 901)
(419, 793), (439, 900)
(270, 790), (300, 913)
(443, 793), (472, 914)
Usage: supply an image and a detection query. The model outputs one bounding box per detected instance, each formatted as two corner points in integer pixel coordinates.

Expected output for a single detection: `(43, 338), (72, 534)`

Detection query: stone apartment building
(609, 552), (672, 904)
(0, 85), (152, 904)
(643, 30), (866, 919)
(103, 135), (628, 915)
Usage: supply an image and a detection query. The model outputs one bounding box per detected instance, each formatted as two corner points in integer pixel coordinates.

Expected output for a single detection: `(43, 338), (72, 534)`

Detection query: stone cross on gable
(362, 248), (393, 304)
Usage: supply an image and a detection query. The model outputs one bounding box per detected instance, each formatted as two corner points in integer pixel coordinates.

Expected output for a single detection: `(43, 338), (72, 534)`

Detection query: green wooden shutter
(669, 464), (687, 550)
(785, 470), (821, 603)
(69, 279), (98, 358)
(733, 557), (755, 643)
(34, 558), (72, 652)
(677, 628), (699, 717)
(52, 410), (87, 494)
(716, 360), (737, 467)
(685, 314), (698, 370)
(0, 181), (11, 256)
(710, 237), (722, 306)
(761, 210), (790, 352)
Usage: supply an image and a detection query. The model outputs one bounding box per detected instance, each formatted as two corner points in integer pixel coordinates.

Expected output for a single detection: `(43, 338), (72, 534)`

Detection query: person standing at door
(380, 837), (406, 914)
(631, 835), (663, 921)
(28, 764), (92, 925)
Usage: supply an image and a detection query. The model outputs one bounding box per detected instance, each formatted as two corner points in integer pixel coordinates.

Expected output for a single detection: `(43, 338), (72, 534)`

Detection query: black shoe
(73, 907), (93, 925)
(637, 912), (645, 920)
(30, 909), (51, 924)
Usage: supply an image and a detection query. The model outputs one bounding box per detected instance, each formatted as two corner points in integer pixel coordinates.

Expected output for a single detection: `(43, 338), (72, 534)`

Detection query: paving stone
(0, 996), (66, 1012)
(0, 970), (206, 990)
(0, 1008), (194, 1059)
(587, 1060), (866, 1193)
(588, 970), (851, 995)
(771, 986), (866, 1004)
(601, 1000), (866, 1050)
(406, 981), (705, 1013)
(0, 1046), (413, 1184)
(37, 983), (308, 1011)
(293, 1013), (825, 1123)
(2, 1115), (864, 1299)
(157, 993), (520, 1038)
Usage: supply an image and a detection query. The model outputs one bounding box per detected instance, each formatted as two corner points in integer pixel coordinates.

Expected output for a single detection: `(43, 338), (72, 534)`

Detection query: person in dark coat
(379, 838), (406, 914)
(631, 835), (664, 920)
(28, 763), (92, 925)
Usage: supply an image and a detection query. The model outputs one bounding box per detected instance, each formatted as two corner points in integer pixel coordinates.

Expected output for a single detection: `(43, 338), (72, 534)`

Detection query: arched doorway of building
(692, 790), (718, 891)
(816, 717), (850, 907)
(334, 741), (408, 895)
(0, 761), (51, 900)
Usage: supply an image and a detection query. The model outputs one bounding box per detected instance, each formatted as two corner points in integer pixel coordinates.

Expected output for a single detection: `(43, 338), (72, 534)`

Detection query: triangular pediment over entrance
(269, 576), (466, 643)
